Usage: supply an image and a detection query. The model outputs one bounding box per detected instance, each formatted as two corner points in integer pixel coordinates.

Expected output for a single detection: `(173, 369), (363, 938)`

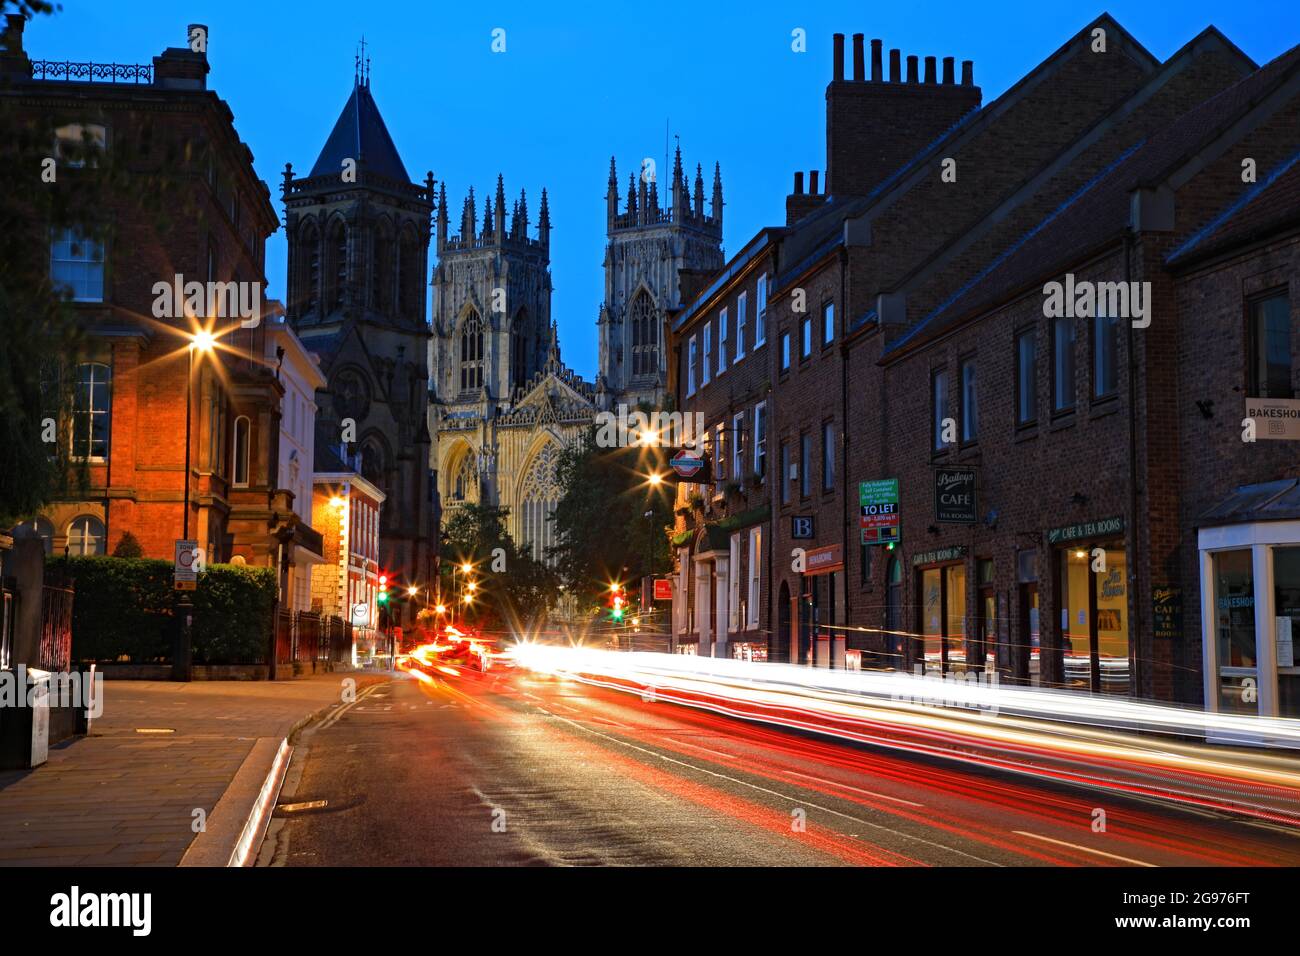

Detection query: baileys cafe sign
(1046, 515), (1124, 545)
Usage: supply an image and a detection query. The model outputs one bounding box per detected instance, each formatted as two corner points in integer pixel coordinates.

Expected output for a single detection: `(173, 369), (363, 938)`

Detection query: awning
(1197, 478), (1300, 528)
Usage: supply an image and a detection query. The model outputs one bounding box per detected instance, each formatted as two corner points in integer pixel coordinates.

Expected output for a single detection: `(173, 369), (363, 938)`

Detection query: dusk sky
(33, 1), (1300, 380)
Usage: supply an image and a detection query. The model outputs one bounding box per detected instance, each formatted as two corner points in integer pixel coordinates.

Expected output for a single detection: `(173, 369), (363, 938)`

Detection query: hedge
(49, 556), (277, 664)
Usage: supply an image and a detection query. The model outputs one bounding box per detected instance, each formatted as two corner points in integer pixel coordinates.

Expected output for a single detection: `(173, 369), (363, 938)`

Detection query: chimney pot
(2, 13), (25, 54)
(870, 39), (883, 81)
(852, 34), (865, 81)
(889, 48), (901, 83)
(961, 60), (974, 86)
(906, 55), (918, 84)
(924, 55), (937, 84)
(833, 33), (845, 82)
(794, 171), (804, 195)
(809, 170), (820, 194)
(942, 56), (954, 84)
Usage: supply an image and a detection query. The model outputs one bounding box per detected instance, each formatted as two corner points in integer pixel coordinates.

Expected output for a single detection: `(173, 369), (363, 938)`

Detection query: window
(459, 312), (484, 391)
(728, 534), (741, 633)
(756, 274), (768, 346)
(1248, 292), (1292, 398)
(746, 526), (761, 629)
(735, 294), (747, 361)
(754, 402), (767, 480)
(712, 423), (725, 496)
(800, 432), (812, 497)
(960, 357), (978, 443)
(801, 317), (812, 358)
(327, 221), (347, 312)
(1016, 329), (1037, 425)
(780, 442), (791, 505)
(932, 367), (950, 452)
(55, 123), (106, 167)
(780, 332), (791, 371)
(687, 335), (697, 395)
(71, 362), (111, 460)
(718, 307), (728, 373)
(732, 411), (745, 480)
(1094, 312), (1119, 398)
(232, 416), (251, 487)
(1053, 316), (1075, 412)
(823, 301), (835, 346)
(66, 515), (105, 556)
(703, 323), (713, 386)
(822, 421), (835, 490)
(50, 228), (104, 302)
(631, 291), (659, 378)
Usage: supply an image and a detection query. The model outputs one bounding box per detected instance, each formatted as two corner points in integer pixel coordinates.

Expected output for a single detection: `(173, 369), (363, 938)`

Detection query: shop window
(978, 558), (996, 673)
(1248, 291), (1292, 398)
(885, 556), (903, 667)
(1058, 545), (1130, 695)
(1212, 549), (1257, 714)
(919, 563), (966, 675)
(1273, 547), (1300, 718)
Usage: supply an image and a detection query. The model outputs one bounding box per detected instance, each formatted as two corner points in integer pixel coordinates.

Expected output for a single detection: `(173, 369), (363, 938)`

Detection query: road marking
(318, 683), (386, 731)
(1011, 830), (1156, 867)
(782, 770), (925, 807)
(278, 799), (328, 813)
(675, 741), (742, 761)
(546, 713), (1001, 866)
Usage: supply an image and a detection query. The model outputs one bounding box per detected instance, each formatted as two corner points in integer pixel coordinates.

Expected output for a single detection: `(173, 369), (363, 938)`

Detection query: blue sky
(34, 1), (1300, 380)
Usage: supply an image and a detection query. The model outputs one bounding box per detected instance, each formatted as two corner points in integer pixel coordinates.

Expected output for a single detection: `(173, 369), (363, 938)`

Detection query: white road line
(1011, 830), (1156, 867)
(675, 741), (741, 761)
(546, 713), (1001, 866)
(317, 683), (386, 731)
(783, 770), (925, 807)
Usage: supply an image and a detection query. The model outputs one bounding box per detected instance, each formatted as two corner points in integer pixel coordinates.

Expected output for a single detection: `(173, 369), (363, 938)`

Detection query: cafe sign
(911, 545), (968, 567)
(934, 467), (977, 524)
(1152, 586), (1182, 641)
(1046, 515), (1124, 545)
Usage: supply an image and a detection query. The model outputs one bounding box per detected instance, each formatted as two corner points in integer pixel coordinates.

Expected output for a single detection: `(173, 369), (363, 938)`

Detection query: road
(257, 664), (1300, 867)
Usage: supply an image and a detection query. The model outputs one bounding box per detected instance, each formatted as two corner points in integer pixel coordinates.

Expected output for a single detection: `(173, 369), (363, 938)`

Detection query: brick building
(3, 18), (300, 572)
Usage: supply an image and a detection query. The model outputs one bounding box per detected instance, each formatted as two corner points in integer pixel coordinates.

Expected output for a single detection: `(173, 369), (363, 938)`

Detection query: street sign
(859, 479), (900, 545)
(669, 446), (710, 482)
(174, 539), (201, 590)
(351, 602), (370, 626)
(653, 578), (673, 601)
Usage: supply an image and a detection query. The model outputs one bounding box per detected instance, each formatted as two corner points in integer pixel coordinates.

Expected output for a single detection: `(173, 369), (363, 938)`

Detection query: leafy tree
(548, 430), (676, 613)
(111, 530), (144, 558)
(439, 503), (558, 637)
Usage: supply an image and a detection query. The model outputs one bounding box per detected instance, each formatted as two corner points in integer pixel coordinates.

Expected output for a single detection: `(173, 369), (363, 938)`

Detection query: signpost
(859, 479), (900, 545)
(669, 446), (710, 483)
(351, 602), (370, 627)
(173, 539), (201, 591)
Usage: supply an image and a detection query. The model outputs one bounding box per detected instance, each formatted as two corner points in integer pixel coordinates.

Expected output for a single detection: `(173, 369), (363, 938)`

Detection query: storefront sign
(791, 515), (815, 539)
(934, 467), (978, 523)
(805, 543), (843, 575)
(653, 578), (673, 601)
(1245, 397), (1300, 440)
(1152, 586), (1182, 640)
(669, 446), (711, 482)
(860, 478), (900, 545)
(1046, 515), (1124, 545)
(911, 545), (968, 567)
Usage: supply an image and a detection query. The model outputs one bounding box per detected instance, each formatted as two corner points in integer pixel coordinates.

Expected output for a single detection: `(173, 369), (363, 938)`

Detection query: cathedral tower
(598, 147), (725, 409)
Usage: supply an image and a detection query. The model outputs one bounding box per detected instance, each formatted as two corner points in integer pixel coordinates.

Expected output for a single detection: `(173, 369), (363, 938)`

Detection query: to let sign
(934, 467), (977, 523)
(860, 478), (900, 545)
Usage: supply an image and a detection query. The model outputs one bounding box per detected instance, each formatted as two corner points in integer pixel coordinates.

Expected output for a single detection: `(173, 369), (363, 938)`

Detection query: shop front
(913, 546), (969, 676)
(1046, 516), (1131, 696)
(798, 543), (844, 667)
(1198, 480), (1300, 727)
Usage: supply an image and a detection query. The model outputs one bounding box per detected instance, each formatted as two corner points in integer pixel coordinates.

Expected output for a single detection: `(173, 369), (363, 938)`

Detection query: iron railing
(30, 60), (153, 84)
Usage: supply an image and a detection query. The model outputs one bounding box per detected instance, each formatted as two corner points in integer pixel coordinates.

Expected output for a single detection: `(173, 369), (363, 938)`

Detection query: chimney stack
(942, 56), (954, 84)
(906, 54), (918, 84)
(833, 33), (845, 82)
(809, 170), (820, 194)
(870, 39), (883, 81)
(889, 48), (900, 82)
(961, 60), (974, 86)
(852, 34), (865, 81)
(924, 55), (937, 84)
(793, 171), (804, 195)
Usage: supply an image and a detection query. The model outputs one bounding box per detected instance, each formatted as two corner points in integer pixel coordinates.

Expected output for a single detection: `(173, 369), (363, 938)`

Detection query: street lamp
(183, 330), (216, 540)
(175, 329), (214, 683)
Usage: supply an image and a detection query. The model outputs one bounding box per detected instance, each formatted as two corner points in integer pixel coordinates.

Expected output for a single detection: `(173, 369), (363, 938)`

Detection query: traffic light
(608, 582), (626, 622)
(377, 573), (389, 606)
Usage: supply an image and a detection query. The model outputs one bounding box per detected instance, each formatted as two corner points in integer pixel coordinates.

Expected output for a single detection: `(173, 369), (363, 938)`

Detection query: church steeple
(494, 174), (507, 243)
(538, 188), (551, 249)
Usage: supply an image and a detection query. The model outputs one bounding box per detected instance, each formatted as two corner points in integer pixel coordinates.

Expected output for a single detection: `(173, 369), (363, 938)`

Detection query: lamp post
(175, 330), (214, 682)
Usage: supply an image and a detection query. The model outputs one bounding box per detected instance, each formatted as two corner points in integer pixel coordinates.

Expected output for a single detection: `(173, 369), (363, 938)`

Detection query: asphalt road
(257, 665), (1300, 867)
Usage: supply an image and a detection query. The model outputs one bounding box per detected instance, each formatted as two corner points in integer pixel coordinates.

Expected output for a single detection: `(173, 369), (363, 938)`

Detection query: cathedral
(286, 66), (725, 570)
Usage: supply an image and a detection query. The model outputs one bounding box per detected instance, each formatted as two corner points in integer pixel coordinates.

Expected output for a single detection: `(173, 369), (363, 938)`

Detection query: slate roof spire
(309, 63), (411, 182)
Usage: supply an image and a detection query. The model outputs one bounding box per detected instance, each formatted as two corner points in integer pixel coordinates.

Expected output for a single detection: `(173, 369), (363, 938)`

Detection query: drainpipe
(839, 246), (851, 663)
(1124, 231), (1144, 699)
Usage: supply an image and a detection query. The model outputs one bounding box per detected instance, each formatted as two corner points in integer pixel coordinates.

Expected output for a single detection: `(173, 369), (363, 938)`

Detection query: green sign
(1046, 515), (1124, 545)
(859, 479), (900, 545)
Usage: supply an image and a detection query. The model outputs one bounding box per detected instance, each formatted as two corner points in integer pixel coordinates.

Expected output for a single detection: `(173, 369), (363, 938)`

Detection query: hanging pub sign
(934, 467), (978, 523)
(860, 478), (900, 545)
(668, 446), (711, 483)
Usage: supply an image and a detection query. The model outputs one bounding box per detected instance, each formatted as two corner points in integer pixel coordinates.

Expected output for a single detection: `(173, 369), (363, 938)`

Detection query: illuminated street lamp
(435, 604), (447, 615)
(176, 327), (215, 684)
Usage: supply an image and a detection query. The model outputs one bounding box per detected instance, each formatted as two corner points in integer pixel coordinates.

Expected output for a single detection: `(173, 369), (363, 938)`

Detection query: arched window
(398, 230), (419, 320)
(374, 221), (395, 314)
(630, 290), (658, 378)
(299, 221), (320, 316)
(885, 556), (903, 668)
(326, 220), (347, 313)
(460, 311), (484, 392)
(66, 515), (105, 556)
(511, 309), (529, 393)
(519, 442), (562, 564)
(450, 454), (477, 503)
(232, 416), (251, 487)
(14, 517), (54, 555)
(72, 362), (111, 460)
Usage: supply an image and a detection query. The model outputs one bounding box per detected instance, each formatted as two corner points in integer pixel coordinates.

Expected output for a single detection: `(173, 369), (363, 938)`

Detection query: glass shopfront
(1273, 548), (1300, 718)
(1056, 543), (1131, 695)
(919, 562), (966, 675)
(1212, 549), (1258, 715)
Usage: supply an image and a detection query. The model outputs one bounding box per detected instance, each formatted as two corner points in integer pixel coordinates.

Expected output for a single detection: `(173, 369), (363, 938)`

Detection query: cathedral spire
(626, 172), (638, 220)
(461, 187), (476, 239)
(606, 156), (618, 226)
(516, 188), (529, 240)
(482, 186), (493, 238)
(694, 163), (705, 218)
(711, 161), (723, 226)
(538, 188), (551, 248)
(436, 179), (448, 251)
(494, 174), (507, 243)
(672, 144), (686, 217)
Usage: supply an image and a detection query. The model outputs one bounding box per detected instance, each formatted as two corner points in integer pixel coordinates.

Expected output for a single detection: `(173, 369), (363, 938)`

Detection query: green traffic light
(377, 592), (389, 604)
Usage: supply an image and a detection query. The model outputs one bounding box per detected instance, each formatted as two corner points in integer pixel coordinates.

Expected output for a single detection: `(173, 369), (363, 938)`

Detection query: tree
(111, 530), (144, 558)
(439, 503), (558, 637)
(548, 430), (676, 613)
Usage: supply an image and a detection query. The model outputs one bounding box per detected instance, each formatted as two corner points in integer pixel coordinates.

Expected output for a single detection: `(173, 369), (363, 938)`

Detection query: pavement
(260, 664), (1300, 867)
(0, 671), (389, 867)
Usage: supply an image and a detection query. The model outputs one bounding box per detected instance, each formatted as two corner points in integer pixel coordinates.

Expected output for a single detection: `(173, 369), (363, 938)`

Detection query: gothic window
(326, 220), (347, 313)
(374, 221), (395, 314)
(361, 439), (389, 518)
(519, 442), (562, 564)
(630, 290), (658, 378)
(300, 221), (320, 316)
(511, 308), (529, 393)
(398, 229), (419, 320)
(460, 311), (484, 392)
(450, 453), (478, 503)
